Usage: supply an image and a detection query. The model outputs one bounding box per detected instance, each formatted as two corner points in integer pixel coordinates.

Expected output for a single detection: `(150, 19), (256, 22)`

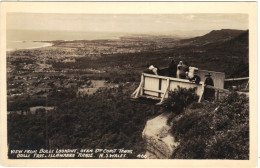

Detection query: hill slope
(181, 29), (246, 46)
(167, 29), (249, 77)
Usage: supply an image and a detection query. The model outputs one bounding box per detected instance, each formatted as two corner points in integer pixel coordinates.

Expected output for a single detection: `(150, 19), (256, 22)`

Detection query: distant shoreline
(7, 41), (53, 52)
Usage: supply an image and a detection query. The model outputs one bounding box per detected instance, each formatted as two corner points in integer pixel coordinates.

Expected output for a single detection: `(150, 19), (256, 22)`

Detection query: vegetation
(8, 85), (163, 158)
(166, 92), (249, 159)
(7, 29), (249, 159)
(163, 87), (198, 115)
(8, 86), (249, 159)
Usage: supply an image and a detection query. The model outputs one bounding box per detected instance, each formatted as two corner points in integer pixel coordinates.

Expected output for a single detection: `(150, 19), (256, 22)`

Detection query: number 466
(137, 154), (147, 159)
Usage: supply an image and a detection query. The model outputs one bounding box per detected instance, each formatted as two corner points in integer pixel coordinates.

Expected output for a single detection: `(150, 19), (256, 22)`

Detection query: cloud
(7, 13), (248, 33)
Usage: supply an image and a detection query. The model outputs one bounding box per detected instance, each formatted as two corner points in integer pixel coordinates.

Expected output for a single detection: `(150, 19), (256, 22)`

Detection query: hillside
(180, 29), (246, 46)
(49, 29), (249, 79)
(166, 90), (249, 159)
(7, 28), (249, 159)
(212, 30), (249, 56)
(165, 29), (249, 77)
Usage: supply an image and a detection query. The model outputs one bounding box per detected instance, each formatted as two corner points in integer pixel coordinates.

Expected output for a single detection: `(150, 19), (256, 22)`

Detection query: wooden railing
(224, 77), (249, 90)
(198, 70), (225, 89)
(205, 85), (249, 101)
(132, 73), (204, 104)
(132, 73), (249, 104)
(224, 77), (249, 81)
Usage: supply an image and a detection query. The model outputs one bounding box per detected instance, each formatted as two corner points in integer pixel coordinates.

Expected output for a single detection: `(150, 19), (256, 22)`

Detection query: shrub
(171, 92), (249, 159)
(163, 86), (199, 115)
(205, 122), (249, 159)
(8, 84), (161, 158)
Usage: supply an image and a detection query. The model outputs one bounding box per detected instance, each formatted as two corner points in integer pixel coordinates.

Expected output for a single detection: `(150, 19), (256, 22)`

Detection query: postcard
(0, 2), (257, 167)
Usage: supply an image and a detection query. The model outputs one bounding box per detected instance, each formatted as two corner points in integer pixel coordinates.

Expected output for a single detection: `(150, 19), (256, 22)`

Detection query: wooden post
(133, 73), (144, 98)
(158, 78), (162, 98)
(198, 82), (205, 103)
(245, 80), (249, 90)
(134, 85), (141, 98)
(131, 74), (144, 99)
(131, 88), (138, 97)
(140, 73), (145, 96)
(157, 77), (170, 105)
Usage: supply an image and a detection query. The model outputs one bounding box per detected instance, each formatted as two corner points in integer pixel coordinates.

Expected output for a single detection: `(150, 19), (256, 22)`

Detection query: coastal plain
(7, 30), (249, 159)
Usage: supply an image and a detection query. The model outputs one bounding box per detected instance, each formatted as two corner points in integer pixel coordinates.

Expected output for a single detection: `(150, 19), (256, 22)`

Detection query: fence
(224, 77), (249, 91)
(131, 72), (248, 104)
(154, 67), (225, 89)
(132, 73), (204, 104)
(205, 85), (249, 101)
(197, 70), (225, 89)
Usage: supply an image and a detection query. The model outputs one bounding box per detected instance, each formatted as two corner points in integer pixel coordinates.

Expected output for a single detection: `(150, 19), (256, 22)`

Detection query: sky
(7, 13), (248, 36)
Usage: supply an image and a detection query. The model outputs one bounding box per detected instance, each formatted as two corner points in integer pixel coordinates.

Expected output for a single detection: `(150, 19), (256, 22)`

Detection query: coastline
(7, 41), (53, 52)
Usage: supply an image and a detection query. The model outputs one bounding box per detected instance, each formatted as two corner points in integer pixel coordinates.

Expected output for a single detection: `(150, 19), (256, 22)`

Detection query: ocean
(7, 29), (127, 51)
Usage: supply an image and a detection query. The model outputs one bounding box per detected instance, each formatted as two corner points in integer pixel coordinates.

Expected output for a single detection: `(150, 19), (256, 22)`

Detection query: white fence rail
(132, 73), (204, 104)
(197, 70), (225, 89)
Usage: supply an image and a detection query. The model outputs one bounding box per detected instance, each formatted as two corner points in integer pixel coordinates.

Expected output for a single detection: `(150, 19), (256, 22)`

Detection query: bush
(171, 92), (249, 159)
(8, 84), (161, 158)
(163, 86), (199, 115)
(205, 122), (249, 159)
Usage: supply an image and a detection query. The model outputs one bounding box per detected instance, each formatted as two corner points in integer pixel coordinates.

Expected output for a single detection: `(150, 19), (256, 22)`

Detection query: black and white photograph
(0, 2), (257, 167)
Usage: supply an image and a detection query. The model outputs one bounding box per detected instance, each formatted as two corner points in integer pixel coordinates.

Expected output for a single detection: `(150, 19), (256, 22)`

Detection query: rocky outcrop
(142, 113), (179, 159)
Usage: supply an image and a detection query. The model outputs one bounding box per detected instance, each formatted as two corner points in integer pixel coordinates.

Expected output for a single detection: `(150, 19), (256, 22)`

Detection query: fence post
(158, 78), (162, 97)
(132, 73), (144, 98)
(216, 90), (219, 101)
(198, 82), (205, 103)
(245, 80), (249, 90)
(157, 77), (170, 105)
(140, 73), (145, 96)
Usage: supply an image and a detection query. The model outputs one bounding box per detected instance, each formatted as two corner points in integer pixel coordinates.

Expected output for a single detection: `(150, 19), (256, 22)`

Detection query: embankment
(142, 92), (249, 159)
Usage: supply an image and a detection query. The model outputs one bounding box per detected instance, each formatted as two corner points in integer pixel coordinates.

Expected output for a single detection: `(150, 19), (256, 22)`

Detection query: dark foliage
(181, 29), (246, 45)
(8, 113), (46, 158)
(170, 92), (249, 159)
(8, 85), (162, 158)
(7, 96), (47, 111)
(163, 87), (198, 115)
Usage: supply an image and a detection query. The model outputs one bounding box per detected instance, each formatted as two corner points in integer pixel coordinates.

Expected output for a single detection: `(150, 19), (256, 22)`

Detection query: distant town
(7, 35), (180, 113)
